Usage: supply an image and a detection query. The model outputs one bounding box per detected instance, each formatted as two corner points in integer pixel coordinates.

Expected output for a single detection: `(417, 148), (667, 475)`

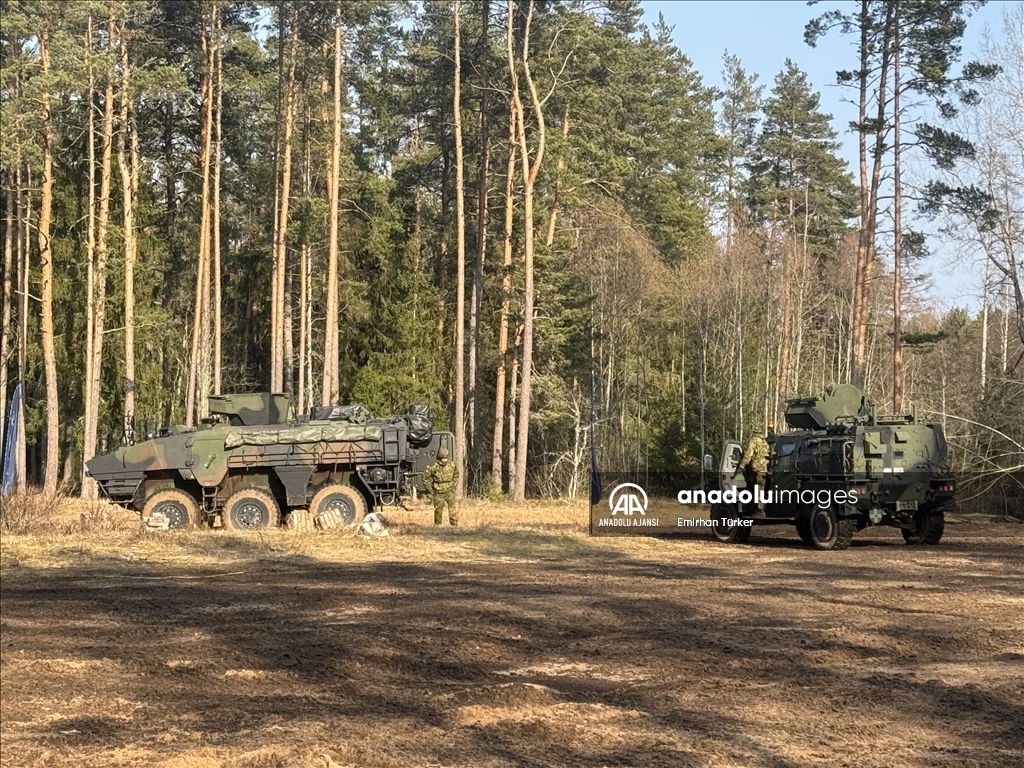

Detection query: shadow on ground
(2, 523), (1022, 768)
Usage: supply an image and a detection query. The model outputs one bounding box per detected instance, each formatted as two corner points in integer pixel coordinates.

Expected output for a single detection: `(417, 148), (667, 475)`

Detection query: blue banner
(1, 383), (23, 496)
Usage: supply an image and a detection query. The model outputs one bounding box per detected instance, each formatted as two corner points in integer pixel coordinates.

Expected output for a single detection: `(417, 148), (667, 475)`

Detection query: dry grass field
(1, 495), (1022, 768)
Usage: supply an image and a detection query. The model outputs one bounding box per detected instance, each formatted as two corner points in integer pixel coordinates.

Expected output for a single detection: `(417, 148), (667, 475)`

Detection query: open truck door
(720, 440), (745, 493)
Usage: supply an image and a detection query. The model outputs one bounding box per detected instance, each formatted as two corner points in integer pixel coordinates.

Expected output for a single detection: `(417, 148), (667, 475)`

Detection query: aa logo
(609, 483), (648, 516)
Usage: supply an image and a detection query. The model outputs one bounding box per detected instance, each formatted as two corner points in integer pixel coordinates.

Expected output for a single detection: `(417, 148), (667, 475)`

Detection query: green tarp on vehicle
(224, 424), (383, 449)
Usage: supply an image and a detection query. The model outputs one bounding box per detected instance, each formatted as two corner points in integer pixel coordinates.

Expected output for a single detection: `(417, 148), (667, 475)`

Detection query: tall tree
(0, 168), (12, 450)
(718, 52), (761, 252)
(271, 2), (297, 394)
(36, 8), (58, 491)
(80, 15), (97, 493)
(117, 18), (138, 437)
(84, 14), (118, 485)
(806, 0), (995, 399)
(807, 1), (894, 388)
(492, 103), (516, 492)
(747, 60), (856, 408)
(453, 0), (467, 496)
(508, 0), (545, 501)
(322, 0), (344, 406)
(212, 5), (223, 395)
(468, 0), (490, 477)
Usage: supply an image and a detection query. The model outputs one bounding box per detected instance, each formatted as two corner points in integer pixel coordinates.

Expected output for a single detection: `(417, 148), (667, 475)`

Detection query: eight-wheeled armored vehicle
(86, 393), (452, 531)
(710, 384), (955, 550)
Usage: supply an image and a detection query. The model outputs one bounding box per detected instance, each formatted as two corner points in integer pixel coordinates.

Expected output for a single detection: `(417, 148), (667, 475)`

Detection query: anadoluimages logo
(609, 483), (648, 516)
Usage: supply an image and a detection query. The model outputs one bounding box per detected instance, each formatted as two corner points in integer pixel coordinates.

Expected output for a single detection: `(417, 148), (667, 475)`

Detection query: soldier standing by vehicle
(736, 432), (770, 510)
(423, 447), (459, 526)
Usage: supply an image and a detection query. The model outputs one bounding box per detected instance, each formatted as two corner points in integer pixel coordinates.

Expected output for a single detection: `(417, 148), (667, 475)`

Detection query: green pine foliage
(0, 0), (1018, 501)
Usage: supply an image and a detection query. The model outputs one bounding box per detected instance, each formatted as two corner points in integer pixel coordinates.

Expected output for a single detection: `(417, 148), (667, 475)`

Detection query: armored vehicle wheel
(711, 507), (752, 544)
(309, 484), (367, 528)
(143, 488), (199, 531)
(222, 488), (279, 531)
(902, 511), (944, 545)
(808, 505), (854, 551)
(795, 515), (813, 545)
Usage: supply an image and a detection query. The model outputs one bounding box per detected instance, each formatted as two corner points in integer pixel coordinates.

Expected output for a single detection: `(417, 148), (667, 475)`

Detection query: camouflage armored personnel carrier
(86, 393), (452, 531)
(710, 384), (955, 550)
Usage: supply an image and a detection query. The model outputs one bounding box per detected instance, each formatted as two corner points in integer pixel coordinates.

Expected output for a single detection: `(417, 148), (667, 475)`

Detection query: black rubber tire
(222, 488), (279, 531)
(711, 505), (752, 544)
(902, 511), (945, 545)
(309, 484), (367, 528)
(795, 515), (813, 545)
(143, 488), (199, 530)
(925, 512), (945, 545)
(808, 505), (854, 551)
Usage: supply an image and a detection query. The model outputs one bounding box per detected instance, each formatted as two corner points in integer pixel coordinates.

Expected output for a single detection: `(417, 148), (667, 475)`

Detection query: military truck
(710, 384), (955, 550)
(86, 393), (453, 531)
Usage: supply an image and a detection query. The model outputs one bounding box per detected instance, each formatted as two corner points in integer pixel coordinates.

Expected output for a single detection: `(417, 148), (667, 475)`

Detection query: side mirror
(703, 454), (713, 471)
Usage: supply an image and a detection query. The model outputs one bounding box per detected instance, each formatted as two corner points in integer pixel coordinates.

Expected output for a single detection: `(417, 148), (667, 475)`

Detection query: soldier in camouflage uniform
(737, 433), (770, 510)
(423, 448), (459, 525)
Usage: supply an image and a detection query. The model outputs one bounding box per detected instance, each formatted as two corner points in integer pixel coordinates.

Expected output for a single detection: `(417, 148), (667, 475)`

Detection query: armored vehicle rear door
(408, 431), (455, 493)
(719, 440), (744, 493)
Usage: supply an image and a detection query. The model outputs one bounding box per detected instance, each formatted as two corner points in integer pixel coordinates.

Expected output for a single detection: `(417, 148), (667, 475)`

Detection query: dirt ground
(1, 500), (1022, 768)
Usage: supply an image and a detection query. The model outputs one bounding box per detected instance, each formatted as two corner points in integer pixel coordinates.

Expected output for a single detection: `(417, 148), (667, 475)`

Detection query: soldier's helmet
(438, 448), (450, 460)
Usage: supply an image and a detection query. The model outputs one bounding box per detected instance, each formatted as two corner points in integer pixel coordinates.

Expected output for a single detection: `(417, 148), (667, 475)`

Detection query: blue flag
(2, 383), (24, 496)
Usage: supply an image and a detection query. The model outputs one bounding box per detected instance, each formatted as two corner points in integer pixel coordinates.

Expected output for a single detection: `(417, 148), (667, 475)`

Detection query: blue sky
(641, 0), (1009, 311)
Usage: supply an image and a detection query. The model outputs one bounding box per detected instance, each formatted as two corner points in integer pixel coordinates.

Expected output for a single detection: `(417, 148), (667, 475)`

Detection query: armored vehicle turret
(711, 385), (955, 550)
(86, 394), (452, 531)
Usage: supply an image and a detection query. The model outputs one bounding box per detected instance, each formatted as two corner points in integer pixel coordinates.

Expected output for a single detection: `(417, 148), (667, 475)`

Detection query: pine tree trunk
(273, 6), (298, 394)
(299, 240), (308, 414)
(37, 23), (59, 492)
(453, 0), (467, 498)
(507, 325), (522, 493)
(298, 105), (311, 416)
(491, 108), (516, 491)
(117, 31), (137, 439)
(186, 10), (214, 424)
(81, 16), (97, 494)
(0, 169), (13, 449)
(213, 10), (223, 395)
(1000, 281), (1009, 374)
(469, 0), (490, 469)
(85, 19), (117, 477)
(14, 163), (28, 488)
(850, 0), (871, 388)
(778, 242), (793, 405)
(17, 164), (27, 422)
(323, 0), (343, 405)
(545, 106), (569, 247)
(509, 0), (545, 502)
(284, 264), (294, 395)
(981, 259), (990, 393)
(851, 1), (893, 387)
(891, 11), (904, 413)
(270, 3), (284, 394)
(198, 6), (219, 414)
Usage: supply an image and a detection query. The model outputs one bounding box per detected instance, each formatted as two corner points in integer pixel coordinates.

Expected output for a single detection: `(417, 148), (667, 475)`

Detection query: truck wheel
(222, 488), (279, 531)
(902, 511), (944, 545)
(143, 488), (199, 531)
(809, 505), (854, 551)
(795, 515), (813, 545)
(309, 484), (367, 528)
(711, 507), (752, 544)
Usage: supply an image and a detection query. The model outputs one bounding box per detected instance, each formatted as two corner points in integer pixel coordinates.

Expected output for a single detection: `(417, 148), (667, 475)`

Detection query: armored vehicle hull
(711, 385), (955, 550)
(87, 393), (452, 531)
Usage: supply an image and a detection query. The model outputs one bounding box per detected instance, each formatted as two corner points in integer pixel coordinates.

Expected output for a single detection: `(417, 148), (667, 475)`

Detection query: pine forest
(1, 0), (1021, 509)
